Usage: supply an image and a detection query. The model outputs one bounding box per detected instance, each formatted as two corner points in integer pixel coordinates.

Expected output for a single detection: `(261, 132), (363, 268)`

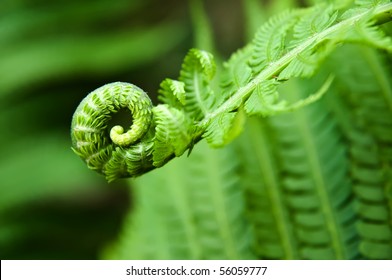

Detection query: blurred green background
(0, 0), (250, 259)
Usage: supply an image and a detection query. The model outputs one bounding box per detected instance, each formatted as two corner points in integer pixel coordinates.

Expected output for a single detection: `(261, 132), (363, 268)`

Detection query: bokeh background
(0, 0), (254, 259)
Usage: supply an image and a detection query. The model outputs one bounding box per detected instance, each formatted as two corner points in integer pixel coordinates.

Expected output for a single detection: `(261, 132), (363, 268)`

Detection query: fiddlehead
(71, 82), (156, 182)
(71, 49), (215, 182)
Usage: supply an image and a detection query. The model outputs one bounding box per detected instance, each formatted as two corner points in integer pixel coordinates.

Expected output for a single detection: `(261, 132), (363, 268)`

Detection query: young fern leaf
(241, 4), (337, 117)
(248, 10), (300, 75)
(290, 4), (338, 48)
(179, 48), (217, 120)
(152, 104), (192, 167)
(71, 82), (156, 181)
(203, 109), (245, 148)
(103, 142), (154, 183)
(201, 48), (251, 148)
(268, 81), (359, 259)
(219, 47), (252, 109)
(244, 80), (287, 116)
(158, 78), (186, 108)
(278, 5), (338, 79)
(198, 1), (392, 148)
(70, 49), (217, 181)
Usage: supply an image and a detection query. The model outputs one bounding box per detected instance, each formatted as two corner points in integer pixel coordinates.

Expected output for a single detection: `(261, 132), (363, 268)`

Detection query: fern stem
(197, 2), (392, 132)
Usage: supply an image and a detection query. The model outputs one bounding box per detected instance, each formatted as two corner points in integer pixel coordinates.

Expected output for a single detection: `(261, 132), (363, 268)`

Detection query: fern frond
(103, 142), (154, 182)
(152, 104), (192, 167)
(158, 78), (186, 108)
(325, 45), (392, 259)
(219, 46), (252, 109)
(344, 17), (392, 51)
(197, 1), (392, 148)
(236, 118), (299, 259)
(268, 80), (359, 259)
(249, 4), (337, 78)
(279, 40), (337, 79)
(186, 141), (255, 259)
(71, 1), (392, 182)
(249, 10), (299, 75)
(203, 109), (245, 148)
(244, 80), (287, 116)
(107, 140), (254, 260)
(179, 48), (217, 120)
(290, 5), (338, 48)
(71, 82), (156, 181)
(200, 47), (254, 148)
(278, 4), (338, 79)
(350, 130), (392, 259)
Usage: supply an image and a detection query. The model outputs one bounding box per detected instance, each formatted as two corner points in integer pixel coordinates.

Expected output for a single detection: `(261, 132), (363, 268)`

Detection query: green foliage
(269, 81), (358, 259)
(236, 118), (299, 259)
(179, 48), (217, 119)
(3, 0), (391, 260)
(106, 141), (254, 260)
(152, 104), (192, 166)
(97, 0), (392, 260)
(71, 0), (392, 181)
(325, 44), (392, 259)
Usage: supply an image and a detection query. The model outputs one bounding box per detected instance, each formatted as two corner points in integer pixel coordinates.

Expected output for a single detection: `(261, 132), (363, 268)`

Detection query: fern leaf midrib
(293, 103), (345, 259)
(193, 69), (209, 116)
(160, 105), (188, 140)
(165, 163), (201, 259)
(205, 149), (240, 259)
(248, 119), (298, 259)
(198, 2), (392, 130)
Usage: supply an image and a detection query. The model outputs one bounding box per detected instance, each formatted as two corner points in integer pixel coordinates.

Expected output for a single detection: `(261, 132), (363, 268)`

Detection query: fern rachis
(200, 2), (391, 125)
(237, 118), (298, 259)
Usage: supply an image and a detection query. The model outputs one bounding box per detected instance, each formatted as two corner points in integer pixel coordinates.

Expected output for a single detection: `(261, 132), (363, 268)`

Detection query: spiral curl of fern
(71, 49), (213, 181)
